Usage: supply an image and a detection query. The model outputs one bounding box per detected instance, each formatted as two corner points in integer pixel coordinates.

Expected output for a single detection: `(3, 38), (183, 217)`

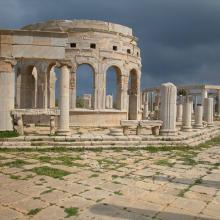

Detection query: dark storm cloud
(0, 0), (220, 88)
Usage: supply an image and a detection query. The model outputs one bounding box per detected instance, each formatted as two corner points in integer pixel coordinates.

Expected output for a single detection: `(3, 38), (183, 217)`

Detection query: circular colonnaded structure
(19, 19), (142, 127)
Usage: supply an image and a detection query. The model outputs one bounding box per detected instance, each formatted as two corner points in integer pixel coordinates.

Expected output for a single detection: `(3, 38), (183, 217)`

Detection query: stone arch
(75, 63), (96, 109)
(47, 64), (58, 108)
(105, 65), (123, 110)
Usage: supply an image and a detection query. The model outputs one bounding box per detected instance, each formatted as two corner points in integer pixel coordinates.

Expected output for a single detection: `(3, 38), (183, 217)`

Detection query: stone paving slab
(0, 144), (220, 219)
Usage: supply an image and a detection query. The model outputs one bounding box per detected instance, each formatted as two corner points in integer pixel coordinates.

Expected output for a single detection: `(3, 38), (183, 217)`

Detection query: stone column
(176, 103), (183, 122)
(201, 89), (208, 106)
(69, 70), (76, 109)
(159, 83), (177, 136)
(182, 99), (192, 131)
(0, 60), (16, 131)
(57, 65), (70, 135)
(204, 98), (214, 127)
(217, 90), (220, 117)
(143, 103), (149, 120)
(194, 105), (203, 129)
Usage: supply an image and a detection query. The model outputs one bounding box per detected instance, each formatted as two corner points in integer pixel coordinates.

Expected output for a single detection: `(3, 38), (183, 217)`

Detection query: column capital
(56, 60), (73, 69)
(0, 58), (17, 72)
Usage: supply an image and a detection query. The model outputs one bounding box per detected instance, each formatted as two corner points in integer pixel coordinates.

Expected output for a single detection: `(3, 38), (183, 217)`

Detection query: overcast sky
(0, 0), (220, 89)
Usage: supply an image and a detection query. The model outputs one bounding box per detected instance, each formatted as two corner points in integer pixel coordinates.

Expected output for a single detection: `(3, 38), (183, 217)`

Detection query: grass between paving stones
(37, 155), (86, 167)
(27, 208), (42, 216)
(0, 131), (19, 138)
(0, 159), (29, 168)
(114, 190), (123, 196)
(154, 159), (174, 167)
(64, 207), (79, 218)
(31, 166), (71, 179)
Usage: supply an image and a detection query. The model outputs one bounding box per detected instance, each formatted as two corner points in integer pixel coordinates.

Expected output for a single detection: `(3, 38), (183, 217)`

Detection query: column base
(194, 124), (203, 129)
(182, 126), (193, 132)
(159, 129), (177, 136)
(56, 129), (71, 136)
(207, 124), (214, 128)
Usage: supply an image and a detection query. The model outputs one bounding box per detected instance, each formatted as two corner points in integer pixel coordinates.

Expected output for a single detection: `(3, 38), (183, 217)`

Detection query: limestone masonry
(0, 19), (220, 146)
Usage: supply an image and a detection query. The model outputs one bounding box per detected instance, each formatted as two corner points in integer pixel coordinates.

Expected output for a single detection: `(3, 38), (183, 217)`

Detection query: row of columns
(159, 83), (215, 136)
(0, 59), (71, 135)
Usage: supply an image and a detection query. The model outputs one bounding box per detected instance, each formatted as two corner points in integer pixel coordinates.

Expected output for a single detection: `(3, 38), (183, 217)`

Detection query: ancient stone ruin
(0, 20), (219, 147)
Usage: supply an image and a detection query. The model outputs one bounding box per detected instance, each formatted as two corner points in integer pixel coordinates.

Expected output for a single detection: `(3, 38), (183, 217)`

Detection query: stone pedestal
(176, 103), (183, 122)
(182, 101), (192, 131)
(194, 105), (203, 129)
(204, 98), (214, 127)
(0, 60), (15, 131)
(57, 65), (70, 135)
(159, 83), (177, 136)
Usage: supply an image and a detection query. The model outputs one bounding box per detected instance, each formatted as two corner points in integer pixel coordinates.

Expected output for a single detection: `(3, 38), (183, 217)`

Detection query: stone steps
(0, 126), (219, 149)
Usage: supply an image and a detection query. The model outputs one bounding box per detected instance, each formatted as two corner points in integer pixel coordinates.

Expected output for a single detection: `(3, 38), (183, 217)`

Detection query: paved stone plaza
(0, 143), (220, 220)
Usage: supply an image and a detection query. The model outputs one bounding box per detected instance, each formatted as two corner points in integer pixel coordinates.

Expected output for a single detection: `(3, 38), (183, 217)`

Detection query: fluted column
(57, 65), (70, 135)
(159, 83), (177, 136)
(194, 105), (203, 129)
(0, 59), (16, 131)
(204, 98), (214, 127)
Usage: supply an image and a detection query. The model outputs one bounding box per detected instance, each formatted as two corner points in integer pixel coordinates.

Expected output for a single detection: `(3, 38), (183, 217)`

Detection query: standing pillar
(57, 65), (70, 135)
(201, 89), (208, 106)
(176, 103), (183, 122)
(204, 98), (214, 127)
(143, 92), (149, 119)
(0, 60), (16, 131)
(217, 91), (220, 117)
(182, 99), (192, 131)
(69, 70), (76, 109)
(194, 105), (203, 129)
(159, 83), (177, 136)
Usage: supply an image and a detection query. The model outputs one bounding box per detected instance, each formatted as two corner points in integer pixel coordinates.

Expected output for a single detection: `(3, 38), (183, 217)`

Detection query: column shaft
(204, 98), (214, 127)
(0, 61), (15, 131)
(57, 65), (70, 135)
(194, 105), (203, 129)
(159, 83), (177, 136)
(182, 101), (192, 131)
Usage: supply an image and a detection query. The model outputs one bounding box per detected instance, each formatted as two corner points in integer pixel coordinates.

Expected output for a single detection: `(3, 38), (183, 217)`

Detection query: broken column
(106, 95), (113, 109)
(143, 92), (149, 119)
(194, 105), (203, 129)
(182, 98), (192, 131)
(83, 94), (92, 109)
(159, 82), (177, 136)
(204, 98), (214, 127)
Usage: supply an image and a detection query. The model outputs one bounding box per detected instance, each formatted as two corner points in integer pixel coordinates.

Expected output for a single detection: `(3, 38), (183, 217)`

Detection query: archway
(128, 69), (138, 120)
(19, 66), (37, 108)
(105, 66), (122, 109)
(47, 65), (58, 108)
(76, 64), (95, 109)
